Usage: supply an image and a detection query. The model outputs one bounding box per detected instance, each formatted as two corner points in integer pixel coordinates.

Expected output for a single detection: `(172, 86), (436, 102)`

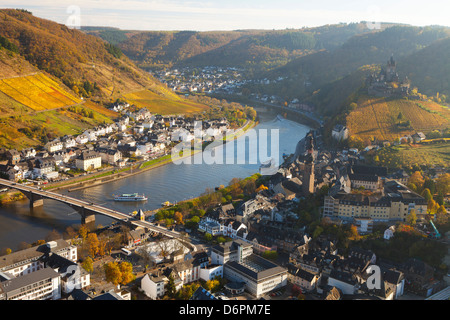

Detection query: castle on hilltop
(367, 55), (411, 97)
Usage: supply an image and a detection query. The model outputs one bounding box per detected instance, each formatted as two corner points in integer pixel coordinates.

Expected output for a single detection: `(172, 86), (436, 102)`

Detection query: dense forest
(90, 22), (394, 73)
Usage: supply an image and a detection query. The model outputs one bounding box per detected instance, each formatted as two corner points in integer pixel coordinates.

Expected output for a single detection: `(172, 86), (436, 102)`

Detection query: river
(0, 109), (311, 251)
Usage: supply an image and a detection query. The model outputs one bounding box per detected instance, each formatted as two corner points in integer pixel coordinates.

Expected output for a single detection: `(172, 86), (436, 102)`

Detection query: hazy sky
(2, 0), (449, 31)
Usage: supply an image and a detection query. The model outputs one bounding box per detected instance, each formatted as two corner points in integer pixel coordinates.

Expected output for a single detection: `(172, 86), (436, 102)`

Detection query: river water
(0, 110), (310, 251)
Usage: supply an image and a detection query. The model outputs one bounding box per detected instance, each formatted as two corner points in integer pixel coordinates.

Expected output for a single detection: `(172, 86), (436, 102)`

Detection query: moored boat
(114, 193), (147, 202)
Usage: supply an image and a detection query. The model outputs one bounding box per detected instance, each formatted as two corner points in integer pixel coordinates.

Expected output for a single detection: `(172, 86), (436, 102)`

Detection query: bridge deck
(0, 178), (183, 241)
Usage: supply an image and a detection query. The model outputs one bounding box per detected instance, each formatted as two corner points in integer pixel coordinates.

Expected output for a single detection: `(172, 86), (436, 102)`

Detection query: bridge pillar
(80, 207), (96, 230)
(28, 191), (44, 208)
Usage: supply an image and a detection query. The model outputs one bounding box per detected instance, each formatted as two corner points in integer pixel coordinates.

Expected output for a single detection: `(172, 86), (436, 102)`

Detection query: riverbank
(0, 191), (26, 206)
(43, 119), (256, 193)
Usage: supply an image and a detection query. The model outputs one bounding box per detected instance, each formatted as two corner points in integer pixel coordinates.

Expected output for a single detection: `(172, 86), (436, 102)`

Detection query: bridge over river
(0, 178), (193, 249)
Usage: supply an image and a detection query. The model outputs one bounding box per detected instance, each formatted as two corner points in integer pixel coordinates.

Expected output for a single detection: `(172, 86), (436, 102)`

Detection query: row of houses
(0, 109), (232, 182)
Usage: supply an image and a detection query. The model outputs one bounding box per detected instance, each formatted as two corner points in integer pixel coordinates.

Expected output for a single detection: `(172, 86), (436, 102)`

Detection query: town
(0, 104), (239, 186)
(0, 122), (448, 301)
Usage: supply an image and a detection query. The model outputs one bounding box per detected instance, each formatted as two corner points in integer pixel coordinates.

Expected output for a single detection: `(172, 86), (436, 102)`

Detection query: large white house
(211, 240), (287, 298)
(75, 151), (102, 171)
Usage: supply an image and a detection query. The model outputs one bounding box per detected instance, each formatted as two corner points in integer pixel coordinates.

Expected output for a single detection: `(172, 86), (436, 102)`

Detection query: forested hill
(86, 22), (396, 72)
(0, 9), (172, 101)
(262, 26), (450, 96)
(397, 36), (450, 99)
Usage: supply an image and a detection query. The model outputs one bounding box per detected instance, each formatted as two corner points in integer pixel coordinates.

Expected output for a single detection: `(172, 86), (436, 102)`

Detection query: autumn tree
(204, 279), (221, 292)
(435, 173), (450, 196)
(1, 248), (12, 256)
(119, 261), (136, 285)
(174, 211), (183, 225)
(78, 224), (89, 242)
(81, 257), (94, 273)
(421, 188), (433, 202)
(86, 233), (100, 257)
(64, 226), (78, 241)
(104, 261), (122, 286)
(349, 225), (359, 240)
(406, 210), (417, 226)
(104, 261), (135, 286)
(256, 184), (268, 193)
(408, 171), (425, 193)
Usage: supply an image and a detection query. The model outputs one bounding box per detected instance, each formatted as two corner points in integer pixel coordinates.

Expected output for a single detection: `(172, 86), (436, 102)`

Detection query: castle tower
(386, 54), (397, 82)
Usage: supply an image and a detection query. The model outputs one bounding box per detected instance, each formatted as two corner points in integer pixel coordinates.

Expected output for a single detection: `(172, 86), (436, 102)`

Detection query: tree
(312, 226), (324, 239)
(204, 233), (213, 242)
(406, 210), (417, 226)
(81, 257), (94, 273)
(421, 188), (433, 202)
(64, 226), (77, 241)
(86, 233), (100, 257)
(104, 261), (122, 286)
(78, 224), (89, 241)
(256, 184), (268, 193)
(104, 261), (135, 286)
(1, 248), (12, 256)
(349, 225), (359, 240)
(436, 205), (448, 225)
(408, 171), (425, 193)
(119, 261), (136, 285)
(45, 229), (62, 242)
(204, 279), (220, 292)
(174, 211), (183, 225)
(166, 275), (177, 297)
(435, 173), (450, 196)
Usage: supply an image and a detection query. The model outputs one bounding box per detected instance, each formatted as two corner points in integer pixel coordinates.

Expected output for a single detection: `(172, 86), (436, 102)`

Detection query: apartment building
(0, 267), (61, 300)
(0, 240), (77, 278)
(323, 180), (427, 222)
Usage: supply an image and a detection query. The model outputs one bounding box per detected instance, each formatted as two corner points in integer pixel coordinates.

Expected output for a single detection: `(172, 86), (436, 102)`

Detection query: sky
(2, 0), (449, 31)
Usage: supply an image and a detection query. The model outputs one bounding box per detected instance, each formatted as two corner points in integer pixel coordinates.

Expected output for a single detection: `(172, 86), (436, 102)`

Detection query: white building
(141, 273), (166, 300)
(0, 240), (77, 278)
(211, 240), (287, 298)
(384, 226), (396, 240)
(75, 134), (89, 145)
(45, 141), (63, 153)
(332, 125), (349, 141)
(0, 267), (61, 300)
(199, 265), (223, 282)
(75, 151), (102, 171)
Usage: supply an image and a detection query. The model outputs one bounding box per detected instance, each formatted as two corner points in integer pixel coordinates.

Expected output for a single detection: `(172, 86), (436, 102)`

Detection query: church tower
(302, 131), (316, 195)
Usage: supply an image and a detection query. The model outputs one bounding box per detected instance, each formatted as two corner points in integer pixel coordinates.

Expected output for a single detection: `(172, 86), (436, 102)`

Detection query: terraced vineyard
(346, 96), (450, 141)
(0, 73), (82, 111)
(123, 89), (209, 115)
